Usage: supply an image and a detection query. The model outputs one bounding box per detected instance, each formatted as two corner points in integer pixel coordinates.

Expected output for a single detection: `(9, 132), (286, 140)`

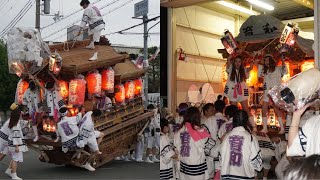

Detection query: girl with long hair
(174, 107), (217, 180)
(224, 55), (257, 131)
(7, 103), (28, 180)
(258, 54), (287, 134)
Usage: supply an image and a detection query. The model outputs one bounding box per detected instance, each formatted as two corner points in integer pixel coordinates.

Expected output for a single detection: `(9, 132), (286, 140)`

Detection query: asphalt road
(0, 150), (159, 180)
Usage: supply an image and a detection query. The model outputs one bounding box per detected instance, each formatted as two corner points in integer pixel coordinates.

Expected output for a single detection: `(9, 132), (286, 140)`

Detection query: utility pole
(143, 14), (149, 107)
(36, 0), (41, 30)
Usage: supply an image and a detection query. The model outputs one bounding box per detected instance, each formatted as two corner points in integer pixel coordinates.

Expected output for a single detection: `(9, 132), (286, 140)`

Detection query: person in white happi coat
(174, 107), (218, 180)
(54, 107), (80, 153)
(77, 109), (102, 171)
(218, 105), (238, 140)
(286, 101), (320, 156)
(275, 110), (311, 180)
(253, 132), (275, 180)
(209, 100), (228, 176)
(22, 81), (42, 142)
(224, 54), (257, 132)
(160, 118), (177, 180)
(95, 91), (112, 111)
(220, 110), (262, 179)
(152, 108), (161, 160)
(6, 104), (28, 180)
(79, 0), (105, 61)
(258, 54), (287, 134)
(201, 103), (216, 179)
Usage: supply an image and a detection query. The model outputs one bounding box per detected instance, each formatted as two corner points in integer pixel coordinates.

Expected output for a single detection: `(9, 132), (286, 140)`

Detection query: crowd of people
(160, 98), (320, 180)
(160, 53), (320, 180)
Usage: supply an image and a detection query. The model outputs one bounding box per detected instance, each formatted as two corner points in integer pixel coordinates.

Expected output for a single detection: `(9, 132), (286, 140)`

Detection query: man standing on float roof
(79, 0), (105, 61)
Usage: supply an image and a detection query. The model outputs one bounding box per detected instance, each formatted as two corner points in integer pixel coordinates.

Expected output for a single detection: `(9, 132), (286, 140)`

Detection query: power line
(0, 0), (9, 12)
(2, 0), (16, 16)
(105, 16), (160, 35)
(44, 0), (136, 40)
(0, 0), (35, 38)
(41, 0), (121, 30)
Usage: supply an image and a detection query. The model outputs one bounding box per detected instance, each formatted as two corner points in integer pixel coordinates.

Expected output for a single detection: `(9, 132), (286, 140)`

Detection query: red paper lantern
(16, 79), (29, 105)
(134, 79), (143, 96)
(115, 84), (125, 105)
(68, 78), (86, 106)
(58, 80), (69, 99)
(125, 81), (135, 100)
(101, 67), (114, 93)
(86, 71), (102, 95)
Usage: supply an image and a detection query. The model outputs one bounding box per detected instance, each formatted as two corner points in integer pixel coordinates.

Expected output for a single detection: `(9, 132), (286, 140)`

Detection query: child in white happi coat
(220, 110), (262, 179)
(152, 107), (161, 162)
(224, 55), (257, 132)
(33, 78), (66, 121)
(79, 0), (105, 61)
(218, 105), (238, 140)
(54, 107), (80, 153)
(144, 104), (160, 163)
(7, 104), (28, 180)
(258, 54), (287, 134)
(160, 118), (177, 180)
(174, 107), (218, 180)
(77, 109), (102, 171)
(22, 81), (42, 142)
(201, 103), (216, 179)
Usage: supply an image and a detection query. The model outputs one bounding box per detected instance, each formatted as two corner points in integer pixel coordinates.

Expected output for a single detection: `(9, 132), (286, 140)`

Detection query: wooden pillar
(168, 8), (177, 114)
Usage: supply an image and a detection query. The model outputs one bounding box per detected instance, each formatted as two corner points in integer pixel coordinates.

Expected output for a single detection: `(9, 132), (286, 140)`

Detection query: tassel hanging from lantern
(125, 81), (135, 101)
(57, 80), (69, 99)
(101, 67), (115, 93)
(86, 71), (102, 95)
(68, 77), (86, 106)
(15, 79), (29, 105)
(134, 78), (143, 96)
(115, 84), (125, 105)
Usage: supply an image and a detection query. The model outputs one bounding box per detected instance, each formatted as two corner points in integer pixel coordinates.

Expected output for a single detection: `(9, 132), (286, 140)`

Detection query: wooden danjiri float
(22, 37), (153, 168)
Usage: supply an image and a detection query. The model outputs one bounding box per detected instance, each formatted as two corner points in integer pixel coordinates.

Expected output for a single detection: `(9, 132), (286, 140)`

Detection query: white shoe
(33, 136), (39, 142)
(82, 162), (95, 171)
(130, 155), (135, 161)
(85, 42), (95, 49)
(144, 157), (154, 163)
(5, 168), (12, 177)
(89, 52), (98, 61)
(114, 156), (121, 160)
(135, 158), (143, 162)
(11, 173), (22, 180)
(152, 155), (160, 163)
(123, 156), (130, 162)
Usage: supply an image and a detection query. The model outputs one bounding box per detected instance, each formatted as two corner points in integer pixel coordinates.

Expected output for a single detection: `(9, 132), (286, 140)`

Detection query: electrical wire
(105, 16), (160, 35)
(2, 0), (17, 16)
(0, 0), (35, 38)
(44, 0), (136, 40)
(0, 0), (9, 12)
(41, 0), (121, 30)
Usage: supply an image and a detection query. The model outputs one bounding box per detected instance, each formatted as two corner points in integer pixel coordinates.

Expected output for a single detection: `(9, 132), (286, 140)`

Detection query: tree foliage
(0, 40), (19, 111)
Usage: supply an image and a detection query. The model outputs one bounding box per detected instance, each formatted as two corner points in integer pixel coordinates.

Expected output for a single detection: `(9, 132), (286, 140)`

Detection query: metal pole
(314, 0), (319, 68)
(143, 15), (149, 107)
(36, 0), (41, 30)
